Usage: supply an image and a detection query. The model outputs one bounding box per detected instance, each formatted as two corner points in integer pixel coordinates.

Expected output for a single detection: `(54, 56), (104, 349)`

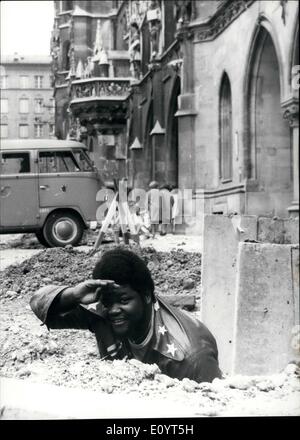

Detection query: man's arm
(30, 280), (119, 331)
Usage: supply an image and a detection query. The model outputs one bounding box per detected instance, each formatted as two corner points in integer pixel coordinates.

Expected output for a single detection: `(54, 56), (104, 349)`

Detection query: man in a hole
(30, 248), (222, 383)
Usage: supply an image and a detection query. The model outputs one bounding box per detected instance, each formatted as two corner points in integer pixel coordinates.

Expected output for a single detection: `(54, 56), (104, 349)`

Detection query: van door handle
(39, 185), (48, 190)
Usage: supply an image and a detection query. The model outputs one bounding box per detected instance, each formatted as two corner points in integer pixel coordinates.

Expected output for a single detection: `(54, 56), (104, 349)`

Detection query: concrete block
(257, 217), (299, 244)
(233, 243), (297, 375)
(162, 294), (196, 311)
(258, 217), (285, 243)
(283, 218), (299, 244)
(200, 214), (257, 374)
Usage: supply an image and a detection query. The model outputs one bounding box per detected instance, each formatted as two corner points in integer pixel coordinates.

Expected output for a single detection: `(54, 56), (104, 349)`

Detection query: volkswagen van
(0, 139), (103, 247)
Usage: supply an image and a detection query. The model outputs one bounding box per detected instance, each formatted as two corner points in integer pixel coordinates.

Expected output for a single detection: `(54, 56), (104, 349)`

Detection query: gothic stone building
(51, 0), (299, 218)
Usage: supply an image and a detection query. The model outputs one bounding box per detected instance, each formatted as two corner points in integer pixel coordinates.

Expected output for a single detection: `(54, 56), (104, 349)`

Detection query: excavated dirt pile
(0, 245), (201, 300)
(1, 245), (299, 417)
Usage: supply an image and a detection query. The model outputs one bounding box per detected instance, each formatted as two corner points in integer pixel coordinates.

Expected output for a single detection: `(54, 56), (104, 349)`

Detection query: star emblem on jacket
(151, 298), (185, 361)
(166, 343), (177, 357)
(158, 325), (167, 335)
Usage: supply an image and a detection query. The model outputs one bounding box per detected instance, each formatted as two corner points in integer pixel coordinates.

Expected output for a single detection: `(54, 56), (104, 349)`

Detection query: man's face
(100, 285), (149, 341)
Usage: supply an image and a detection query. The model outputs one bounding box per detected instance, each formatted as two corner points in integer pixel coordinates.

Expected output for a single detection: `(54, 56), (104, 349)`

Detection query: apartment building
(0, 53), (55, 140)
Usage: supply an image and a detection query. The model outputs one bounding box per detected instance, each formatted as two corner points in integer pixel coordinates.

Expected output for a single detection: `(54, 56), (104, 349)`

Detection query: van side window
(0, 152), (30, 174)
(72, 149), (93, 171)
(39, 151), (80, 173)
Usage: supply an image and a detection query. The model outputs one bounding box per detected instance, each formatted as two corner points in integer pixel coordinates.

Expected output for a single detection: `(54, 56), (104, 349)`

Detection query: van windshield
(39, 151), (80, 173)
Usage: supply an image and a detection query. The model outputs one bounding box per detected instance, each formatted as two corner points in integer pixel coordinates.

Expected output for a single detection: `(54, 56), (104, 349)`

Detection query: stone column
(282, 98), (299, 217)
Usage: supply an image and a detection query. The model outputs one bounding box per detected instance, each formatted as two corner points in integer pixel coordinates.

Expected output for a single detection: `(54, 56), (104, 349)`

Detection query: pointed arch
(219, 72), (233, 181)
(243, 24), (291, 213)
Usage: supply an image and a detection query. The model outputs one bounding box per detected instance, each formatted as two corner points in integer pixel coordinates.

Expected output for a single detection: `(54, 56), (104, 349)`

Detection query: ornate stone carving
(175, 0), (192, 28)
(160, 41), (182, 69)
(66, 46), (76, 79)
(50, 19), (60, 76)
(129, 0), (151, 28)
(147, 0), (162, 60)
(194, 0), (254, 42)
(129, 22), (142, 79)
(92, 19), (109, 76)
(83, 57), (93, 79)
(149, 21), (161, 60)
(282, 99), (299, 127)
(71, 79), (131, 100)
(75, 59), (84, 79)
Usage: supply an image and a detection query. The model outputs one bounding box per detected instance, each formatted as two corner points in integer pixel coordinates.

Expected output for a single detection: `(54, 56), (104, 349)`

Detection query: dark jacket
(30, 285), (222, 383)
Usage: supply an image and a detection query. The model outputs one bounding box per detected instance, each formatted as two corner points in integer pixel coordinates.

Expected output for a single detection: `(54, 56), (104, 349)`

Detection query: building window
(49, 123), (55, 137)
(0, 98), (8, 113)
(34, 75), (43, 89)
(219, 74), (233, 181)
(19, 98), (29, 114)
(20, 76), (29, 89)
(0, 75), (7, 89)
(19, 124), (29, 139)
(34, 124), (43, 138)
(1, 152), (30, 174)
(0, 124), (8, 138)
(34, 98), (44, 113)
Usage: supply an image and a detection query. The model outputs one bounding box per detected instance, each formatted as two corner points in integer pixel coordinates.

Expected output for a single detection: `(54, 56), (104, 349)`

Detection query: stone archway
(166, 76), (180, 187)
(247, 27), (291, 215)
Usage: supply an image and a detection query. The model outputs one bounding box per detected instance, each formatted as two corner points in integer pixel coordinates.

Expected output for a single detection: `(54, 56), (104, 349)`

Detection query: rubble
(0, 242), (299, 416)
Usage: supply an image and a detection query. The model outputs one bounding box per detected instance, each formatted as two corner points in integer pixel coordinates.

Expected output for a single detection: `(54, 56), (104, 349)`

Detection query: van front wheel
(43, 212), (84, 247)
(35, 230), (50, 247)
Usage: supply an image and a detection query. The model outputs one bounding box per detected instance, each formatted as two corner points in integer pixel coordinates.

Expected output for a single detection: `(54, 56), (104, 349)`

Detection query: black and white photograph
(0, 0), (299, 425)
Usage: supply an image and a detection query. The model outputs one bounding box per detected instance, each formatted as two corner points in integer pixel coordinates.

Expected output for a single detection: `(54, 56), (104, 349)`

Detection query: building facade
(0, 54), (55, 140)
(51, 0), (299, 217)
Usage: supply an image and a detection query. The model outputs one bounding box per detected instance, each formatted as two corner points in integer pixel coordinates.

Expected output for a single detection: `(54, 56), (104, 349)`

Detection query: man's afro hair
(92, 248), (155, 299)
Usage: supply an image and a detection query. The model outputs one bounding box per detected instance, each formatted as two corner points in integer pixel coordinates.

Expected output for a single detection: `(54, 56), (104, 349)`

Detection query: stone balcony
(70, 77), (132, 103)
(69, 77), (132, 124)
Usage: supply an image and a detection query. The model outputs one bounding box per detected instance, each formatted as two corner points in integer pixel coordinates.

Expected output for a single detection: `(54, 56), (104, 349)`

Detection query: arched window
(219, 73), (232, 181)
